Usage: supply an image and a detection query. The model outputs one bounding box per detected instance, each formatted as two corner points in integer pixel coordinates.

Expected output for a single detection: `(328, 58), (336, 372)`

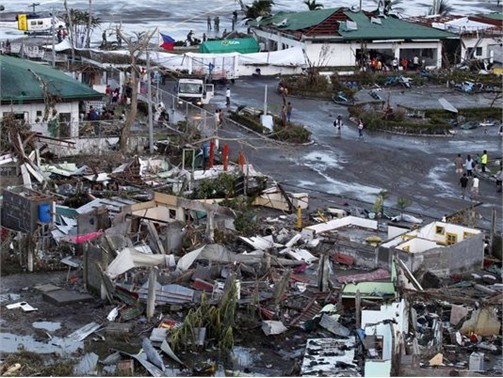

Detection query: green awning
(199, 37), (259, 54)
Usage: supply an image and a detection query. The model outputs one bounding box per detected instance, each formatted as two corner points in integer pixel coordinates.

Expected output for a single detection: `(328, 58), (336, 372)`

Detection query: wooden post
(355, 289), (361, 329)
(296, 206), (302, 230)
(27, 236), (34, 272)
(146, 267), (157, 319)
(206, 210), (215, 242)
(489, 208), (496, 256)
(238, 151), (244, 172)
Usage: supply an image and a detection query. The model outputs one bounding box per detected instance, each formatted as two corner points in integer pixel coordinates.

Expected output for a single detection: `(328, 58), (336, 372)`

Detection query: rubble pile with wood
(0, 130), (501, 377)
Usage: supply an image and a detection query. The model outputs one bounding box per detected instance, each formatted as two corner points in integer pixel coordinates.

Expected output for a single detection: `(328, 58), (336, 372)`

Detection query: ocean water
(0, 0), (499, 42)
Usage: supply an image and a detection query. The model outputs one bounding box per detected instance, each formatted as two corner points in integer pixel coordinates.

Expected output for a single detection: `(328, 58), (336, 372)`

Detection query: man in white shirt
(225, 87), (231, 107)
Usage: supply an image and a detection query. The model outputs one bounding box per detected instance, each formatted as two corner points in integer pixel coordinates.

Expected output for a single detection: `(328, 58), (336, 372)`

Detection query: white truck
(175, 78), (214, 107)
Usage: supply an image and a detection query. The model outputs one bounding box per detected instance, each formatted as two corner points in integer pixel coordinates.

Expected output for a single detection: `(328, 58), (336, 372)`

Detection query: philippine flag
(160, 32), (175, 51)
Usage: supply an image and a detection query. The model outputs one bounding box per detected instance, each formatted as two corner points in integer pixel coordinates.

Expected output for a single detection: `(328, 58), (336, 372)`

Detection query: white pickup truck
(175, 78), (214, 107)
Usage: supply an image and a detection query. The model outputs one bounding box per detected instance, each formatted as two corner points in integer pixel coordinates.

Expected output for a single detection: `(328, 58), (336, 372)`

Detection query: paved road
(163, 78), (502, 230)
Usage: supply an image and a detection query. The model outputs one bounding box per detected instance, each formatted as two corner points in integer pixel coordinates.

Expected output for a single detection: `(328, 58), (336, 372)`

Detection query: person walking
(465, 155), (474, 177)
(454, 153), (464, 177)
(219, 108), (225, 126)
(214, 109), (221, 128)
(459, 173), (469, 199)
(286, 102), (293, 122)
(207, 16), (212, 31)
(334, 115), (343, 137)
(225, 87), (231, 107)
(280, 105), (287, 127)
(471, 176), (480, 200)
(358, 119), (364, 139)
(214, 16), (220, 32)
(481, 150), (488, 173)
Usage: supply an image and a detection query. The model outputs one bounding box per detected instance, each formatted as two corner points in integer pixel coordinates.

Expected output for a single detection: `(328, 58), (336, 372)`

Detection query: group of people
(455, 151), (489, 200)
(361, 55), (424, 73)
(207, 11), (239, 33)
(207, 16), (220, 32)
(331, 116), (365, 139)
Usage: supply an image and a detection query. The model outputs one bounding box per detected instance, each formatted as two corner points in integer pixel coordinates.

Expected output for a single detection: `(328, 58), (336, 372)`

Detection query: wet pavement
(163, 77), (502, 230)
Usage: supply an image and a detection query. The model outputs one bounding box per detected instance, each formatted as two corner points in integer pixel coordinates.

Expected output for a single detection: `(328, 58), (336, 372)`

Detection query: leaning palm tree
(436, 0), (454, 15)
(245, 0), (275, 19)
(304, 0), (324, 10)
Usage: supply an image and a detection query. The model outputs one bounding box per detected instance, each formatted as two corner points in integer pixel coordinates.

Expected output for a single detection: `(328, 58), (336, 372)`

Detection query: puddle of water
(32, 321), (62, 332)
(231, 346), (257, 369)
(0, 294), (21, 304)
(0, 333), (82, 355)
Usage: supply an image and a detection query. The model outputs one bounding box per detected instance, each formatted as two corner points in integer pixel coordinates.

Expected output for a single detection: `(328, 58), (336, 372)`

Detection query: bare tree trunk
(120, 63), (139, 152)
(64, 0), (75, 61)
(86, 0), (92, 48)
(117, 28), (156, 152)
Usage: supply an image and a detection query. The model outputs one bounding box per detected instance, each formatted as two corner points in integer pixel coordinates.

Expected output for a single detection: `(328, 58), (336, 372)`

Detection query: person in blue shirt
(199, 142), (210, 172)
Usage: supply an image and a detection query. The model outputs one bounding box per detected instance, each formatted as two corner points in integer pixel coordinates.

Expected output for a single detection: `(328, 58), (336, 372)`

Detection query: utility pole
(51, 10), (56, 67)
(147, 49), (154, 154)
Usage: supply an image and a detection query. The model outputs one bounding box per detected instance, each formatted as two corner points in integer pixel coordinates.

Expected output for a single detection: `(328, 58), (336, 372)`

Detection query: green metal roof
(477, 12), (503, 21)
(251, 7), (457, 41)
(251, 8), (337, 30)
(200, 37), (259, 54)
(0, 55), (103, 104)
(339, 11), (457, 40)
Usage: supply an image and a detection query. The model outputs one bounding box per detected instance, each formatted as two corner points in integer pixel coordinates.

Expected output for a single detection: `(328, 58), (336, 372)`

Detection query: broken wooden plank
(20, 164), (32, 188)
(146, 220), (166, 255)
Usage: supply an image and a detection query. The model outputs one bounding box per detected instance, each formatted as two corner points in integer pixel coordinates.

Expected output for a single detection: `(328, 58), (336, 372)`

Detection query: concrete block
(34, 283), (61, 293)
(42, 289), (94, 306)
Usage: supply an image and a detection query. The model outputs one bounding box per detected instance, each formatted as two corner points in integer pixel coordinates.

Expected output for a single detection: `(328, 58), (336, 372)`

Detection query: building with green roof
(249, 7), (458, 68)
(1, 55), (104, 137)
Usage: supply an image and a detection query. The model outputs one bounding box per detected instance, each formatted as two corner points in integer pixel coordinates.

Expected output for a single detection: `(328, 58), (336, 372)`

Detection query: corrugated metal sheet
(0, 55), (103, 103)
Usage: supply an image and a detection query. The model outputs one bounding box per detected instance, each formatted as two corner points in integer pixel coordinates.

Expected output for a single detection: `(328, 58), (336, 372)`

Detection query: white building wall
(416, 221), (480, 243)
(305, 42), (353, 66)
(0, 101), (82, 137)
(461, 36), (499, 61)
(398, 238), (441, 253)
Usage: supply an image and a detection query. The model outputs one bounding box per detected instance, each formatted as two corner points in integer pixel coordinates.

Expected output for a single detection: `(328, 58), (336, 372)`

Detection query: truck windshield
(178, 83), (203, 94)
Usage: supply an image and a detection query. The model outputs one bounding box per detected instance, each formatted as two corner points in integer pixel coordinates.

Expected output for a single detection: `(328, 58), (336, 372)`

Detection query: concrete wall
(393, 232), (484, 276)
(85, 244), (105, 295)
(335, 239), (377, 269)
(163, 221), (185, 254)
(44, 136), (149, 157)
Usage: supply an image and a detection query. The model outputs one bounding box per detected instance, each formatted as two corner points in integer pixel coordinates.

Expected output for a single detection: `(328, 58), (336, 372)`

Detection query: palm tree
(62, 9), (100, 48)
(304, 0), (324, 10)
(245, 0), (275, 19)
(373, 0), (404, 16)
(431, 0), (453, 16)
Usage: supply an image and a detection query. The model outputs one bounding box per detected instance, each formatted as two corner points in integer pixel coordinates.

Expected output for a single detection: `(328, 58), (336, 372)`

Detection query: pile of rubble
(0, 122), (501, 377)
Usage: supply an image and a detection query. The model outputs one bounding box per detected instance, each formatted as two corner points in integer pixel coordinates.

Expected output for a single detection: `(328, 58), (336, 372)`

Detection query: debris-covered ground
(1, 76), (502, 377)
